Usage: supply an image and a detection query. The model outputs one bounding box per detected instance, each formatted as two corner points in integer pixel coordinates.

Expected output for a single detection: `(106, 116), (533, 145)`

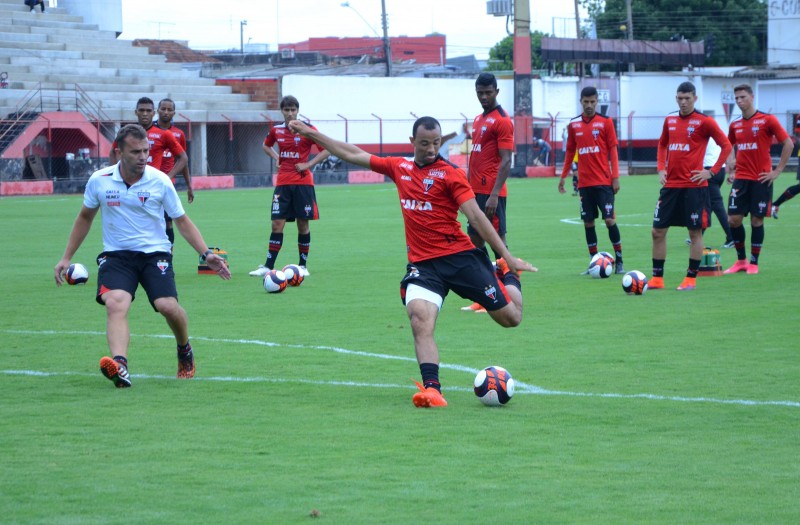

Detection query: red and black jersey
(264, 122), (323, 186)
(467, 105), (514, 197)
(728, 111), (789, 181)
(111, 124), (185, 173)
(561, 113), (619, 187)
(370, 155), (476, 263)
(657, 110), (731, 188)
(157, 123), (187, 176)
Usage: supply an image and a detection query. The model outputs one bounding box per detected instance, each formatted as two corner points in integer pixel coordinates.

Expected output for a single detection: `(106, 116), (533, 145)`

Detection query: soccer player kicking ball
(651, 82), (732, 291)
(288, 116), (537, 408)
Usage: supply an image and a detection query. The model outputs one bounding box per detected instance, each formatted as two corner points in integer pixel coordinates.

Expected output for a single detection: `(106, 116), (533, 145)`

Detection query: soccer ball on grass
(621, 270), (648, 295)
(474, 366), (515, 406)
(282, 264), (305, 287)
(587, 253), (613, 279)
(263, 270), (288, 293)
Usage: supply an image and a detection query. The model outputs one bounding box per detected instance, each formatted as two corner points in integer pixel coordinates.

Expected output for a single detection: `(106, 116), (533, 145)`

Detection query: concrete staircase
(0, 0), (270, 122)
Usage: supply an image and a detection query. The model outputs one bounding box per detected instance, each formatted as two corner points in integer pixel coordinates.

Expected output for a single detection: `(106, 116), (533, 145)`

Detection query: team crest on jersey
(294, 135), (302, 146)
(484, 285), (498, 302)
(481, 125), (488, 136)
(687, 126), (695, 136)
(157, 260), (170, 274)
(751, 125), (759, 136)
(137, 191), (150, 205)
(422, 177), (435, 192)
(592, 129), (600, 139)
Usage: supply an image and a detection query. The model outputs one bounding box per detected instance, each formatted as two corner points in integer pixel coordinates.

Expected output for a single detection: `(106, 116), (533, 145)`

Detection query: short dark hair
(580, 86), (598, 98)
(115, 124), (148, 149)
(733, 83), (753, 95)
(676, 81), (696, 95)
(136, 97), (154, 108)
(412, 116), (441, 138)
(475, 72), (497, 89)
(158, 98), (176, 109)
(280, 95), (300, 109)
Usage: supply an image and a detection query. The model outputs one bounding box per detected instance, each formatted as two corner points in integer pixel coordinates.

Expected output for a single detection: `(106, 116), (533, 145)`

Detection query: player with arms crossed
(288, 116), (537, 408)
(723, 84), (793, 274)
(54, 124), (230, 388)
(250, 96), (330, 277)
(559, 86), (625, 274)
(109, 97), (189, 247)
(462, 72), (515, 313)
(651, 81), (732, 291)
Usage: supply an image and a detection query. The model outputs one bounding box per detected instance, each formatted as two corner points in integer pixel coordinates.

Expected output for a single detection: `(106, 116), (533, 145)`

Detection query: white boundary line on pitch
(561, 213), (652, 227)
(2, 329), (798, 408)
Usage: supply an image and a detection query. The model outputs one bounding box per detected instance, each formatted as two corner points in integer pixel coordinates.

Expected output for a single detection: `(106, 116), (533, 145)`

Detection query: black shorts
(467, 193), (507, 237)
(579, 185), (616, 222)
(728, 179), (773, 218)
(271, 184), (319, 221)
(653, 187), (710, 230)
(399, 249), (510, 312)
(95, 251), (178, 311)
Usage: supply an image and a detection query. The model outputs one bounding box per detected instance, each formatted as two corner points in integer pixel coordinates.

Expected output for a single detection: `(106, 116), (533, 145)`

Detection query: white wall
(280, 71), (800, 145)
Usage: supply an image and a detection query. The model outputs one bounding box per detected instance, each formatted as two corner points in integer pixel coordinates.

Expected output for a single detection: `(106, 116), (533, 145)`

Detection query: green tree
(486, 31), (550, 71)
(580, 0), (767, 66)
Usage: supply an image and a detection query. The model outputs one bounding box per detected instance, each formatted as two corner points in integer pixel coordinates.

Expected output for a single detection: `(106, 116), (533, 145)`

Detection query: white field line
(2, 329), (798, 408)
(560, 213), (652, 227)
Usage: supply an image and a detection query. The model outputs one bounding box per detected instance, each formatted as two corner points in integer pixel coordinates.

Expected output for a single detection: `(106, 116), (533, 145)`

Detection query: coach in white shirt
(54, 124), (231, 388)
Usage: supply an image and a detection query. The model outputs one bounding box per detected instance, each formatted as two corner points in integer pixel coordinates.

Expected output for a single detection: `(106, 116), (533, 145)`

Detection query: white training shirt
(84, 164), (185, 253)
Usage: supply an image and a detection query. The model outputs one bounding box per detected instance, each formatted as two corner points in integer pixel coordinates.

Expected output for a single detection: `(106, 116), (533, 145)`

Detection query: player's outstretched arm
(289, 120), (372, 169)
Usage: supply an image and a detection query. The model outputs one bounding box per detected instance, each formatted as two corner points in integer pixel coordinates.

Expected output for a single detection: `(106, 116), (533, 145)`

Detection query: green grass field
(1, 175), (799, 524)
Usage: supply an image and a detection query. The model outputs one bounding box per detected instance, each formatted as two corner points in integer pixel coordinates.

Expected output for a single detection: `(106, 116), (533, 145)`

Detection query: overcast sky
(120, 0), (584, 60)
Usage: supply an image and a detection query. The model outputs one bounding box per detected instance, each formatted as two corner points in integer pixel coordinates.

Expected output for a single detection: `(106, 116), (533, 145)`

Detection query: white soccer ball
(473, 366), (515, 406)
(282, 264), (304, 287)
(621, 270), (648, 295)
(263, 270), (287, 293)
(66, 263), (89, 285)
(587, 255), (613, 279)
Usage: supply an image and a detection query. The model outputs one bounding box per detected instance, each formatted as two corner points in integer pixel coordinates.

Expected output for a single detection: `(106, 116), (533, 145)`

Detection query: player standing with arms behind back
(723, 84), (793, 274)
(651, 82), (731, 291)
(770, 115), (800, 218)
(462, 73), (515, 313)
(288, 116), (536, 408)
(558, 86), (625, 274)
(249, 96), (330, 278)
(156, 98), (194, 247)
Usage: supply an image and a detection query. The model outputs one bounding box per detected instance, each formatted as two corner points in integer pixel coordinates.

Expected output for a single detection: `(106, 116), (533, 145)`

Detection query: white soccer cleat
(299, 266), (310, 277)
(248, 265), (270, 277)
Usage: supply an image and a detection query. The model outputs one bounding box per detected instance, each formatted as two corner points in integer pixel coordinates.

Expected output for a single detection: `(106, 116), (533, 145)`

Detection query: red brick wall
(216, 79), (280, 106)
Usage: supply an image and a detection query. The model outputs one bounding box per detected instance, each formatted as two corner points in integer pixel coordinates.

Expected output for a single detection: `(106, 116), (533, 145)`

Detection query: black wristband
(201, 249), (213, 261)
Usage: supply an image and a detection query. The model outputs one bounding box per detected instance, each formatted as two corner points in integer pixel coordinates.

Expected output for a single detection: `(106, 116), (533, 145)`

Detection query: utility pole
(625, 0), (634, 72)
(380, 0), (392, 77)
(240, 20), (247, 55)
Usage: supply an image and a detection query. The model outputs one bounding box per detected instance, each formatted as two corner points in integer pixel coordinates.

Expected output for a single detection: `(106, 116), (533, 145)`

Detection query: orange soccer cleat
(676, 277), (696, 291)
(412, 381), (448, 408)
(648, 276), (664, 289)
